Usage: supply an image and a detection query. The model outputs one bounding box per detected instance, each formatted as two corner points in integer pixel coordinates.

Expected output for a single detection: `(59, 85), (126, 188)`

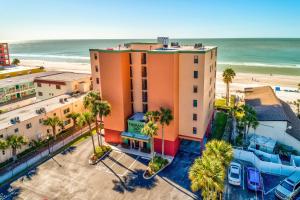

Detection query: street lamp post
(47, 135), (51, 155)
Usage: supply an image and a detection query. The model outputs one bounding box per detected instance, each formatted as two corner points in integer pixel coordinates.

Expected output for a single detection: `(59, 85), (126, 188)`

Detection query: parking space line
(121, 156), (139, 177)
(109, 153), (125, 169)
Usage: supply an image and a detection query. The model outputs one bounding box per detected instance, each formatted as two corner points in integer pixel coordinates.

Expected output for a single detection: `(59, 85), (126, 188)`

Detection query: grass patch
(89, 145), (111, 164)
(214, 96), (235, 111)
(210, 112), (228, 140)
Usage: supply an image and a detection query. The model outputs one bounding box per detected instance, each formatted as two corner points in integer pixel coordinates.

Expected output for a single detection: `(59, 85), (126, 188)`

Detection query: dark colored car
(246, 167), (263, 191)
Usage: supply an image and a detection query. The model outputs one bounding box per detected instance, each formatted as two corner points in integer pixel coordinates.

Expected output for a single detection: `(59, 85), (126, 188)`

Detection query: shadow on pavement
(60, 146), (77, 155)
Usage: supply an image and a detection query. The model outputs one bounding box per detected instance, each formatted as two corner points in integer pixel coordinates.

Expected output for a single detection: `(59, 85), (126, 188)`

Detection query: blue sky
(1, 0), (300, 40)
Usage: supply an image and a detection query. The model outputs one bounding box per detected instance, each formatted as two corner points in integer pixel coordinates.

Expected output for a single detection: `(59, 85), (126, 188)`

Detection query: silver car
(275, 171), (300, 200)
(228, 162), (242, 186)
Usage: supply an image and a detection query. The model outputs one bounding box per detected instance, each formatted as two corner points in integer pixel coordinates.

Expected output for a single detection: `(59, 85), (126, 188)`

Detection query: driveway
(0, 136), (201, 200)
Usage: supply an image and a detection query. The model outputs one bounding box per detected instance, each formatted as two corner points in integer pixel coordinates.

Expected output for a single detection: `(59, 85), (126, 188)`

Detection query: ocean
(7, 38), (300, 75)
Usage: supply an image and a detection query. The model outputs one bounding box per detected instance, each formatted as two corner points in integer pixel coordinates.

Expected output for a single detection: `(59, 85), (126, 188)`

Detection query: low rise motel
(90, 38), (217, 156)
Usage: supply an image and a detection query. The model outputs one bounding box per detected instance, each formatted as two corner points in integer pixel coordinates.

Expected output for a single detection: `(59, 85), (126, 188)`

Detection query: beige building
(34, 72), (91, 100)
(0, 72), (92, 163)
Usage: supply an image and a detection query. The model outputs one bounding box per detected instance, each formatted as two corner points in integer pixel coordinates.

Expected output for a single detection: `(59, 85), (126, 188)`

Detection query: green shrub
(210, 112), (228, 140)
(148, 156), (168, 174)
(94, 145), (111, 159)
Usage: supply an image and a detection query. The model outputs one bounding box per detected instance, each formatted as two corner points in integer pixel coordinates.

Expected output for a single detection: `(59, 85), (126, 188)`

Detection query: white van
(275, 171), (300, 200)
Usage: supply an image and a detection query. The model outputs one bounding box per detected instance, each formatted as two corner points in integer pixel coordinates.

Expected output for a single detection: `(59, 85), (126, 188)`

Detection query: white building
(245, 86), (300, 152)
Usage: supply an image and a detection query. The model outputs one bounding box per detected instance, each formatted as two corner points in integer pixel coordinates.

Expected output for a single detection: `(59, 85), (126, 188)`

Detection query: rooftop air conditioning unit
(40, 108), (46, 113)
(64, 98), (68, 102)
(194, 43), (203, 48)
(157, 37), (169, 48)
(15, 117), (20, 123)
(59, 98), (64, 103)
(10, 118), (16, 124)
(36, 109), (41, 114)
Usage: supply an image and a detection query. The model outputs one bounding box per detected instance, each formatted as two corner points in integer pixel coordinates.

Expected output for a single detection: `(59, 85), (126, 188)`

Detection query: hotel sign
(128, 120), (145, 134)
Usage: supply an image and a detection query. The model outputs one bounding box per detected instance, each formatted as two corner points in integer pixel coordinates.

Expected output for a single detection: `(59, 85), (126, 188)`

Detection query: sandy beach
(20, 59), (300, 105)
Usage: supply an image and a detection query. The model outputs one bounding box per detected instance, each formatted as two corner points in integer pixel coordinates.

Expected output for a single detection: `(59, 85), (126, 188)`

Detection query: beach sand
(21, 59), (300, 104)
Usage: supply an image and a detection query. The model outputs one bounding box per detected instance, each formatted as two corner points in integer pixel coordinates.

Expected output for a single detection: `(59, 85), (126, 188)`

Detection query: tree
(78, 111), (96, 154)
(141, 121), (158, 160)
(222, 68), (236, 106)
(144, 111), (160, 123)
(84, 91), (102, 146)
(94, 100), (111, 146)
(6, 135), (27, 161)
(66, 112), (80, 130)
(189, 140), (233, 199)
(43, 116), (63, 140)
(189, 155), (225, 199)
(11, 58), (20, 66)
(159, 107), (173, 157)
(0, 139), (8, 152)
(204, 140), (233, 169)
(293, 99), (300, 117)
(241, 105), (259, 145)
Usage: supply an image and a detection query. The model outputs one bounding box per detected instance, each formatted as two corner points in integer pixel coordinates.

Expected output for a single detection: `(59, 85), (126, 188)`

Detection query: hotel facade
(0, 43), (10, 66)
(90, 40), (217, 156)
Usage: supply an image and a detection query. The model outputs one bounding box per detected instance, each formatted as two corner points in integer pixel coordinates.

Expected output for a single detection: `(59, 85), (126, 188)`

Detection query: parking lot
(0, 136), (200, 200)
(224, 160), (287, 200)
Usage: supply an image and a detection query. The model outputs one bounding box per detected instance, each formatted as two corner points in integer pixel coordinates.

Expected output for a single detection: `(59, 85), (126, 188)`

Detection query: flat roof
(128, 112), (145, 122)
(90, 44), (217, 54)
(34, 72), (91, 82)
(244, 86), (289, 121)
(0, 71), (61, 88)
(0, 66), (42, 75)
(0, 94), (85, 130)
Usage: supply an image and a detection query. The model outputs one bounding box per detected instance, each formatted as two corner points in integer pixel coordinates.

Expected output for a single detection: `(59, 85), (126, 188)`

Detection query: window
(26, 123), (32, 129)
(129, 53), (132, 64)
(215, 49), (217, 57)
(38, 92), (43, 96)
(142, 91), (148, 103)
(131, 103), (134, 113)
(193, 71), (198, 79)
(94, 53), (98, 60)
(193, 114), (197, 121)
(142, 79), (147, 90)
(193, 127), (197, 134)
(194, 55), (198, 64)
(193, 100), (198, 108)
(96, 78), (100, 84)
(142, 66), (147, 77)
(130, 66), (133, 77)
(14, 128), (19, 133)
(39, 118), (43, 124)
(53, 113), (56, 116)
(0, 134), (3, 138)
(95, 65), (99, 72)
(56, 85), (61, 89)
(193, 86), (198, 93)
(211, 51), (213, 59)
(143, 103), (148, 113)
(210, 78), (212, 85)
(2, 150), (5, 155)
(47, 129), (50, 134)
(141, 53), (147, 64)
(37, 83), (42, 87)
(64, 108), (70, 114)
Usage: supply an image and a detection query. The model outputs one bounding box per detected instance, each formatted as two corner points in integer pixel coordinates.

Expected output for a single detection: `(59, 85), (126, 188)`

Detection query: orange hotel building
(0, 43), (10, 66)
(90, 41), (217, 156)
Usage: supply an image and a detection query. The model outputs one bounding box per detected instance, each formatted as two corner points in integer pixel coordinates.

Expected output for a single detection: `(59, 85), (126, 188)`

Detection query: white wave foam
(218, 62), (300, 68)
(10, 53), (90, 60)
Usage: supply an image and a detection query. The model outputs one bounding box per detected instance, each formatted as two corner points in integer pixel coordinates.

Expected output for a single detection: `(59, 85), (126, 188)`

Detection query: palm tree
(159, 107), (173, 157)
(78, 111), (96, 154)
(204, 140), (234, 169)
(94, 100), (111, 146)
(241, 105), (259, 144)
(189, 154), (225, 199)
(11, 58), (20, 66)
(84, 91), (101, 146)
(6, 135), (27, 161)
(43, 116), (63, 140)
(66, 112), (80, 130)
(141, 121), (158, 159)
(145, 111), (161, 123)
(222, 68), (236, 106)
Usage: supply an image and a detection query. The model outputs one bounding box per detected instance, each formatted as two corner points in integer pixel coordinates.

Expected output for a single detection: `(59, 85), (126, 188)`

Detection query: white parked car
(228, 162), (242, 186)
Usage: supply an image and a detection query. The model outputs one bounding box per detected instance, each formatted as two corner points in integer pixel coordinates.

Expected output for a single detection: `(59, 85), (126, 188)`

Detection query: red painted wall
(154, 137), (180, 156)
(104, 129), (122, 144)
